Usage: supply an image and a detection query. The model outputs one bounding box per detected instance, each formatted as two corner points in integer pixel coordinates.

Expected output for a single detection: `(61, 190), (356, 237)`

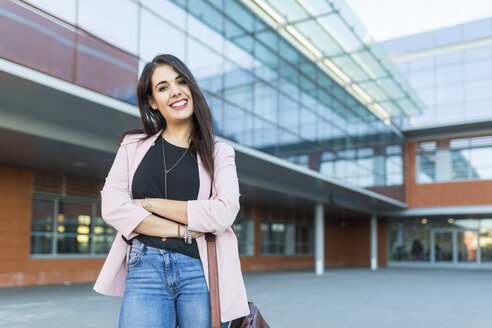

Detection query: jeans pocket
(127, 245), (143, 270)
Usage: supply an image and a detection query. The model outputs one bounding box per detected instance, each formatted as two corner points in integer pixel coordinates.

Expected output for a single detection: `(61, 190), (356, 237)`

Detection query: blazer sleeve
(100, 140), (151, 240)
(186, 143), (240, 235)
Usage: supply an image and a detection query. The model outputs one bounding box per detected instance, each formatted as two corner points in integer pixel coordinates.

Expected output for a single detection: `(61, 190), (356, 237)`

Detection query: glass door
(433, 230), (453, 262)
(432, 229), (479, 264)
(457, 230), (478, 262)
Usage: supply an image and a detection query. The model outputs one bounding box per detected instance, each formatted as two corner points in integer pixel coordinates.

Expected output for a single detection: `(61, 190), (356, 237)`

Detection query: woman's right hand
(181, 193), (216, 240)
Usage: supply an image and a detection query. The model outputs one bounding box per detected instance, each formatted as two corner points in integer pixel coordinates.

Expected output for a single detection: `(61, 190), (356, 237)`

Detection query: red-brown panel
(367, 185), (405, 203)
(405, 141), (492, 208)
(0, 0), (74, 80)
(240, 256), (314, 272)
(325, 216), (370, 267)
(75, 31), (138, 102)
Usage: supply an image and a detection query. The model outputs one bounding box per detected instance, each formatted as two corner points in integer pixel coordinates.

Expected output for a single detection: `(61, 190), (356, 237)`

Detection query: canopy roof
(240, 0), (425, 126)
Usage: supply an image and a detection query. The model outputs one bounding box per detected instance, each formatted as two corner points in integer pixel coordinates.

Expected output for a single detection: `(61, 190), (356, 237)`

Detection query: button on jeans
(119, 239), (229, 328)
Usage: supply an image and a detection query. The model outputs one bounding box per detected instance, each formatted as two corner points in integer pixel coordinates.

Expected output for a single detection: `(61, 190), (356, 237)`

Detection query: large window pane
(469, 147), (492, 180)
(187, 39), (223, 95)
(481, 219), (492, 262)
(31, 199), (54, 254)
(465, 79), (492, 102)
(466, 99), (492, 121)
(32, 199), (54, 233)
(261, 221), (286, 255)
(457, 230), (478, 262)
(140, 9), (185, 61)
(233, 203), (254, 256)
(31, 234), (52, 254)
(188, 0), (223, 36)
(436, 84), (463, 105)
(204, 92), (223, 135)
(417, 150), (436, 183)
(464, 59), (492, 81)
(57, 201), (92, 254)
(254, 81), (277, 122)
(224, 19), (255, 70)
(434, 231), (453, 262)
(27, 0), (76, 24)
(141, 0), (185, 31)
(223, 103), (253, 145)
(93, 205), (114, 254)
(261, 208), (313, 256)
(224, 63), (253, 111)
(188, 12), (222, 51)
(278, 96), (299, 133)
(436, 64), (463, 85)
(253, 117), (277, 151)
(408, 70), (434, 88)
(389, 220), (430, 261)
(78, 0), (138, 54)
(299, 107), (317, 141)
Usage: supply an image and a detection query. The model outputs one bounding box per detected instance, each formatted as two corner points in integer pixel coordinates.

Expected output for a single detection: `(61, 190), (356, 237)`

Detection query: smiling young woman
(93, 54), (249, 328)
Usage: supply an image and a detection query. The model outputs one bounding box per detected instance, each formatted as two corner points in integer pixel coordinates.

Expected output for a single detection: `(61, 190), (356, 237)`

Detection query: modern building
(0, 0), (489, 288)
(382, 17), (492, 268)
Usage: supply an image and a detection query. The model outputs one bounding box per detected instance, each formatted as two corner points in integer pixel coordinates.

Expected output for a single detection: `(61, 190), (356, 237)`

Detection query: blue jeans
(119, 239), (229, 328)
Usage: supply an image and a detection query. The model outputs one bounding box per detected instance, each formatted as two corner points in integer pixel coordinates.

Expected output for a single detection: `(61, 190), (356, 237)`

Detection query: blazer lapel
(197, 152), (211, 201)
(128, 131), (161, 197)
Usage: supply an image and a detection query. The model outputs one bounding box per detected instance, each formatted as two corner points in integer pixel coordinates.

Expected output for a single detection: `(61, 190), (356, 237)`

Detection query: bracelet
(142, 197), (152, 211)
(187, 229), (192, 244)
(183, 225), (188, 243)
(177, 223), (181, 238)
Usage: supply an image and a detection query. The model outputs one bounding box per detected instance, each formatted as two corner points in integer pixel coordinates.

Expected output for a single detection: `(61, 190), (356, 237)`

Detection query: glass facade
(0, 0), (408, 197)
(388, 217), (491, 265)
(416, 135), (492, 183)
(383, 18), (492, 127)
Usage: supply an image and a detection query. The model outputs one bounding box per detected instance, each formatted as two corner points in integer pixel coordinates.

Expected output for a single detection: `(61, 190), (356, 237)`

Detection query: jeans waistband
(132, 238), (180, 255)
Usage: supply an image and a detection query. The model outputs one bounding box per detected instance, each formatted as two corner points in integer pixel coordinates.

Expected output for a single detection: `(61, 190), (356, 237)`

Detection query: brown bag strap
(205, 233), (221, 328)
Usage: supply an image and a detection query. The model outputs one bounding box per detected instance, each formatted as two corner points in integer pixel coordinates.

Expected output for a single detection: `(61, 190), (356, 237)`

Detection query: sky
(345, 0), (492, 41)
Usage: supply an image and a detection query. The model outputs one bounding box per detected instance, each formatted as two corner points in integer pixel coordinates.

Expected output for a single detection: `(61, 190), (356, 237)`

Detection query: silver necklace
(162, 137), (189, 199)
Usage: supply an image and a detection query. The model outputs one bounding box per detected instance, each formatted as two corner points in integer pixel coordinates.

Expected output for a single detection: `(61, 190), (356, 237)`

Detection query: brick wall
(405, 142), (492, 207)
(0, 165), (105, 287)
(1, 165), (387, 287)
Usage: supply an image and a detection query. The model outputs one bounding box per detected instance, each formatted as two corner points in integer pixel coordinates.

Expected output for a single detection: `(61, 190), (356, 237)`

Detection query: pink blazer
(93, 130), (249, 322)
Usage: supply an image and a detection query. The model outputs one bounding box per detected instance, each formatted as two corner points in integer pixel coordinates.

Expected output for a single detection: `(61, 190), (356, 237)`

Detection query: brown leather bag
(205, 233), (270, 328)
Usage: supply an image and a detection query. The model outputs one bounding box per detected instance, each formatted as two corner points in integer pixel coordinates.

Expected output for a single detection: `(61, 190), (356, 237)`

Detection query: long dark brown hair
(121, 54), (215, 181)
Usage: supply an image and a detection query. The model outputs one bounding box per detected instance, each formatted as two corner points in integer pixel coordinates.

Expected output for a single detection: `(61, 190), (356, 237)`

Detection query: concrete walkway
(1, 268), (491, 327)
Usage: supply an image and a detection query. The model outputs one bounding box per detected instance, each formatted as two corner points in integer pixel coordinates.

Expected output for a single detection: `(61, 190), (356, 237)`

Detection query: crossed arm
(132, 194), (217, 239)
(101, 140), (239, 240)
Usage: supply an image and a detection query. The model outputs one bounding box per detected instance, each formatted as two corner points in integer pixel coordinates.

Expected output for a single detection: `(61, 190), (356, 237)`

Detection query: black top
(132, 135), (200, 259)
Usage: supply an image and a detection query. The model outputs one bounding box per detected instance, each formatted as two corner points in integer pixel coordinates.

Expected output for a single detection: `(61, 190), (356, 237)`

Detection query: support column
(370, 214), (378, 271)
(315, 203), (324, 275)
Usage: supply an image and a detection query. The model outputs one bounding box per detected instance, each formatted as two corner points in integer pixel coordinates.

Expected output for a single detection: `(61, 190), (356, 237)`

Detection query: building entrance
(388, 217), (491, 269)
(431, 228), (478, 264)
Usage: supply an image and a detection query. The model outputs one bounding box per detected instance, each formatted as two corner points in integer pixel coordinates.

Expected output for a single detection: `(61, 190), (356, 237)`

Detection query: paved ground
(1, 268), (491, 328)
